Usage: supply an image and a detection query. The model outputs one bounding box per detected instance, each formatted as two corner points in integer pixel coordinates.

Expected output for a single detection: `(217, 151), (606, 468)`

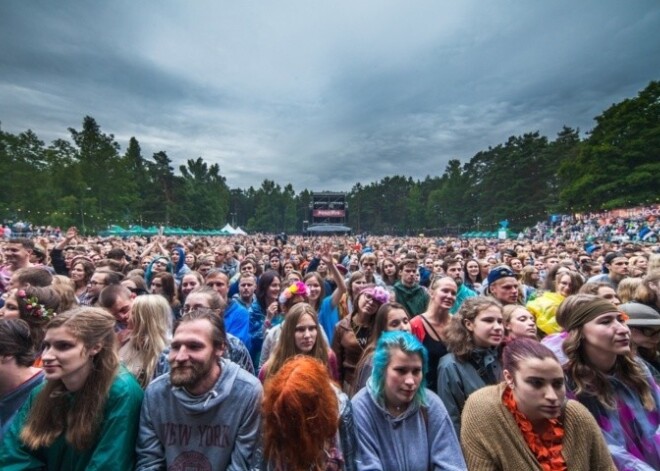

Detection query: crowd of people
(0, 226), (659, 470)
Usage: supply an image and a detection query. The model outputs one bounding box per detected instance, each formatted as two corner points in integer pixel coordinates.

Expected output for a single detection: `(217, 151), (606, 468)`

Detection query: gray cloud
(1, 0), (658, 193)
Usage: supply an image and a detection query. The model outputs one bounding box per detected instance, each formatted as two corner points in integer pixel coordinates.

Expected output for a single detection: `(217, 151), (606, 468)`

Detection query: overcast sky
(1, 1), (659, 192)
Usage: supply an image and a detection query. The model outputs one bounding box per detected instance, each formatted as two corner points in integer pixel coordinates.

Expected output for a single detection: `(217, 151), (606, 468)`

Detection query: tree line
(1, 81), (658, 235)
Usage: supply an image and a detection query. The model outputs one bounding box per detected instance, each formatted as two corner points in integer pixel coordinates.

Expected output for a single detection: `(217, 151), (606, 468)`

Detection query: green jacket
(393, 281), (430, 316)
(0, 367), (143, 471)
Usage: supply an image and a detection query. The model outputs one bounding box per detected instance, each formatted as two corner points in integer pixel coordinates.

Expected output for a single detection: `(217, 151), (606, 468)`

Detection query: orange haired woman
(261, 356), (357, 470)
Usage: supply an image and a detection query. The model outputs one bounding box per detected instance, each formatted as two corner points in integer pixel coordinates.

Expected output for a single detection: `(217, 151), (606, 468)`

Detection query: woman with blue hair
(143, 255), (173, 289)
(351, 331), (467, 470)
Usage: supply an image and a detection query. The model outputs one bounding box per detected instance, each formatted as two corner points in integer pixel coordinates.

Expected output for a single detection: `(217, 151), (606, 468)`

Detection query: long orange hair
(262, 356), (339, 470)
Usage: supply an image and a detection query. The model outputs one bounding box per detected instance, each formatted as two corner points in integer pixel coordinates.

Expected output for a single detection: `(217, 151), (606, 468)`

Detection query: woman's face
(505, 357), (565, 425)
(170, 251), (180, 264)
(357, 292), (379, 316)
(433, 279), (457, 311)
(70, 263), (86, 282)
(294, 313), (318, 353)
(151, 278), (164, 295)
(0, 291), (20, 319)
(270, 258), (280, 270)
(267, 277), (282, 301)
(384, 348), (423, 409)
(152, 258), (169, 273)
(635, 258), (648, 270)
(286, 273), (301, 285)
(317, 260), (328, 275)
(283, 263), (294, 276)
(597, 286), (621, 306)
(506, 308), (537, 339)
(466, 261), (480, 278)
(351, 277), (367, 297)
(42, 326), (98, 392)
(466, 305), (504, 348)
(386, 308), (411, 333)
(181, 275), (200, 297)
(582, 311), (631, 358)
(185, 254), (195, 267)
(305, 277), (322, 301)
(631, 326), (660, 351)
(556, 274), (572, 297)
(383, 260), (397, 277)
(239, 263), (254, 277)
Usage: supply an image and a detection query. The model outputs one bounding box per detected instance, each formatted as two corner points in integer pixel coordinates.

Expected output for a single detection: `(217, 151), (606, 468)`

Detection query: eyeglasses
(636, 326), (660, 337)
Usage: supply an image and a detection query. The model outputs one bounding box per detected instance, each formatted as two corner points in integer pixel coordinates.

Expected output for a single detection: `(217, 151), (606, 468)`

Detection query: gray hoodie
(352, 387), (466, 471)
(136, 358), (262, 471)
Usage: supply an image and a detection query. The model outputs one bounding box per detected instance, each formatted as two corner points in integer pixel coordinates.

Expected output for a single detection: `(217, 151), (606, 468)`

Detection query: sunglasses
(636, 326), (660, 337)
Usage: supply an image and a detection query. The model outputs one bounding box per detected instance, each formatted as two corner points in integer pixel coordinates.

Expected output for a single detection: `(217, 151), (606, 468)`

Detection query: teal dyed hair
(367, 331), (428, 407)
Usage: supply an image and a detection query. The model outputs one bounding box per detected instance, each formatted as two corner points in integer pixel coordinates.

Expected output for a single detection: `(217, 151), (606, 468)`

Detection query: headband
(558, 298), (618, 332)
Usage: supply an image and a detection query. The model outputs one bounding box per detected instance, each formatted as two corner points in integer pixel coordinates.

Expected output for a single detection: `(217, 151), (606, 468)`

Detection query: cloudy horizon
(1, 1), (659, 193)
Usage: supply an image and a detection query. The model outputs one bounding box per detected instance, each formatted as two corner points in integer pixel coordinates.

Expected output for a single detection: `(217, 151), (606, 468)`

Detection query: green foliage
(559, 81), (660, 211)
(1, 81), (657, 233)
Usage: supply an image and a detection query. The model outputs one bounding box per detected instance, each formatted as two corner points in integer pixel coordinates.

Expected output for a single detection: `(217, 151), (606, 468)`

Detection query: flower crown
(16, 290), (56, 320)
(278, 281), (309, 304)
(361, 286), (390, 305)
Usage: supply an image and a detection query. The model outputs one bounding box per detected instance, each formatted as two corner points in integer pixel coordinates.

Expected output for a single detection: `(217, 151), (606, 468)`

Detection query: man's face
(169, 319), (222, 393)
(206, 274), (229, 300)
(88, 272), (107, 297)
(545, 257), (559, 268)
(214, 248), (226, 266)
(490, 277), (519, 305)
(3, 243), (31, 268)
(399, 264), (417, 287)
(239, 277), (256, 301)
(198, 263), (213, 277)
(446, 263), (463, 284)
(608, 257), (629, 278)
(361, 259), (376, 277)
(109, 294), (133, 326)
(534, 259), (545, 272)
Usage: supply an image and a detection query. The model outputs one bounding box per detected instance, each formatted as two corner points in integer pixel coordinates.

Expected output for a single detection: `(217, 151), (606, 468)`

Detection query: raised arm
(320, 243), (346, 308)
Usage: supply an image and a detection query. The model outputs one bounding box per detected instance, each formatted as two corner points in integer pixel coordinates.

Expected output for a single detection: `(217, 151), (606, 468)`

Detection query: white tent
(221, 223), (237, 234)
(234, 226), (247, 235)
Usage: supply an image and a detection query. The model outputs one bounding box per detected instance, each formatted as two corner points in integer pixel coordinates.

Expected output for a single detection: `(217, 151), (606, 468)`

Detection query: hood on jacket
(170, 358), (240, 415)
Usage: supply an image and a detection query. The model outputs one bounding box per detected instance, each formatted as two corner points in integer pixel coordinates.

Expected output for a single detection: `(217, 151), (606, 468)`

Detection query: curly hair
(265, 303), (329, 379)
(262, 356), (339, 471)
(559, 294), (655, 410)
(20, 307), (119, 450)
(444, 296), (503, 361)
